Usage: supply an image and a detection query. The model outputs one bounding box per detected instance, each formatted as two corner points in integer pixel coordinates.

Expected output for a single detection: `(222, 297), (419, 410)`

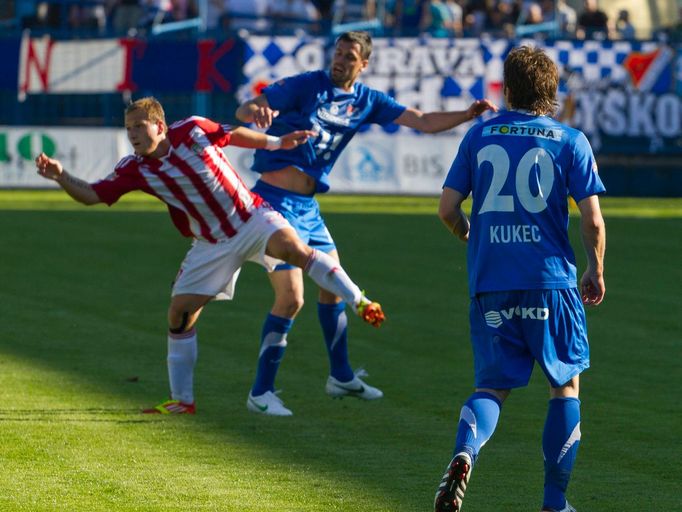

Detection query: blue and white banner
(238, 36), (682, 156)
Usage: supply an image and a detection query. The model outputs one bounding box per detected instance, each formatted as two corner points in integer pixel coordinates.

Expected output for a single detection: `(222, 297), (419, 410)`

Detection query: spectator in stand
(385, 0), (428, 36)
(107, 0), (144, 34)
(541, 0), (576, 37)
(332, 0), (370, 25)
(220, 0), (270, 33)
(67, 1), (106, 32)
(204, 0), (227, 31)
(557, 0), (576, 35)
(163, 0), (198, 22)
(23, 1), (62, 29)
(518, 1), (543, 25)
(423, 0), (457, 37)
(269, 0), (319, 34)
(444, 0), (464, 36)
(576, 0), (610, 39)
(485, 0), (520, 38)
(462, 0), (487, 36)
(308, 0), (333, 30)
(615, 9), (635, 40)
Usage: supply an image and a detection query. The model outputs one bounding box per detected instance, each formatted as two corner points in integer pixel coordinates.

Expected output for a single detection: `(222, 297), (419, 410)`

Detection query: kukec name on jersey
(490, 224), (541, 244)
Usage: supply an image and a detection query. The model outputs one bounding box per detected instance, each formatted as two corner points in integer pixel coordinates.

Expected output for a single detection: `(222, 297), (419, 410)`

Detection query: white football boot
(325, 369), (383, 400)
(246, 390), (293, 416)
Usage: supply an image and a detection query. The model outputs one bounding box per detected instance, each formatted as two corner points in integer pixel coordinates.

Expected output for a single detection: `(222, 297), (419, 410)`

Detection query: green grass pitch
(0, 191), (680, 511)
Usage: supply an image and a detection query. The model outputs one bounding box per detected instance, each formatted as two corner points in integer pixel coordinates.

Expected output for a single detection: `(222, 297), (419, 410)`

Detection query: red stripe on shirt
(146, 159), (218, 243)
(171, 141), (238, 239)
(209, 147), (255, 223)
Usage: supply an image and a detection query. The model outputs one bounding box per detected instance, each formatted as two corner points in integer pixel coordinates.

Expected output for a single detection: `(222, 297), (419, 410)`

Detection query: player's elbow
(416, 116), (438, 133)
(581, 214), (605, 236)
(438, 203), (460, 229)
(437, 202), (451, 224)
(76, 191), (103, 206)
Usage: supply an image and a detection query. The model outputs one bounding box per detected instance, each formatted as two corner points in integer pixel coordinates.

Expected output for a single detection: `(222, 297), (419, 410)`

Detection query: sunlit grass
(1, 190), (681, 217)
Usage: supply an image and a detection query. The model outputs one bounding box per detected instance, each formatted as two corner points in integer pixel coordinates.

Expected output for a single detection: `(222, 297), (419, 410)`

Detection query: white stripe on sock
(557, 422), (581, 464)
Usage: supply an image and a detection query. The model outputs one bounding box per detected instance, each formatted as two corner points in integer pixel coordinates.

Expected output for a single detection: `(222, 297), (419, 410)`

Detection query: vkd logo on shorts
(484, 306), (550, 328)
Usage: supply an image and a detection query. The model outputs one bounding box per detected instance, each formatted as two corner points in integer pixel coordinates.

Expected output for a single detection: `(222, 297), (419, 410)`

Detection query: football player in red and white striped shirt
(35, 97), (384, 416)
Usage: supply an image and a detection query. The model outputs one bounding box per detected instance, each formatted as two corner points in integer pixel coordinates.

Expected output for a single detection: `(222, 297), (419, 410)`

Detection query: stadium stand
(1, 0), (681, 195)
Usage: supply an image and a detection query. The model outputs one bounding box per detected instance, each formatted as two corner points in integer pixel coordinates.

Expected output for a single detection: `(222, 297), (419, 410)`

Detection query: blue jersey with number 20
(251, 70), (406, 193)
(444, 110), (605, 296)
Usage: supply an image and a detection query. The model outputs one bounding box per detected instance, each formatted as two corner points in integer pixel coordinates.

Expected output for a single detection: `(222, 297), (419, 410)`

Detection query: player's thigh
(470, 292), (535, 389)
(522, 288), (590, 388)
(265, 226), (312, 268)
(172, 240), (243, 300)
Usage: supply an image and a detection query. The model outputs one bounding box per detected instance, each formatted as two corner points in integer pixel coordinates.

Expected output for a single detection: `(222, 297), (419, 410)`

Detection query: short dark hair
(336, 31), (372, 60)
(503, 46), (558, 116)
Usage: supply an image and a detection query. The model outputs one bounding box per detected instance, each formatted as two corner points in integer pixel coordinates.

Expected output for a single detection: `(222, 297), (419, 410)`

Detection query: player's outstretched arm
(439, 187), (469, 242)
(35, 152), (101, 205)
(577, 194), (606, 306)
(235, 95), (280, 129)
(229, 127), (315, 151)
(394, 99), (498, 134)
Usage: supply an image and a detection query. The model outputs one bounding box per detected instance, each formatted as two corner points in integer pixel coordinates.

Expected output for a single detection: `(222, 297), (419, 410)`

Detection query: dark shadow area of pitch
(1, 209), (681, 510)
(1, 208), (461, 510)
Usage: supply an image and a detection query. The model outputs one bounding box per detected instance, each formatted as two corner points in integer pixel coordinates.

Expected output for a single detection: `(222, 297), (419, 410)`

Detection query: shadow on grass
(1, 209), (467, 511)
(2, 209), (681, 510)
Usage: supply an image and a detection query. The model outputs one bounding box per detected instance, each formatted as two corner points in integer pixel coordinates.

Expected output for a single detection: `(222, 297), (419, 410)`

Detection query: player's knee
(275, 295), (304, 317)
(285, 296), (305, 317)
(476, 387), (511, 403)
(167, 309), (191, 334)
(550, 376), (579, 398)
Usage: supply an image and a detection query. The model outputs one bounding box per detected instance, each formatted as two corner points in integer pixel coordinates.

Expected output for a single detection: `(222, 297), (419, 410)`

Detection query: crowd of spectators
(5, 0), (675, 40)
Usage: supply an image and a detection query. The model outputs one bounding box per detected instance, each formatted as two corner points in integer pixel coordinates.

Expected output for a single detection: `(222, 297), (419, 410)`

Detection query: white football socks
(167, 328), (198, 404)
(304, 250), (363, 306)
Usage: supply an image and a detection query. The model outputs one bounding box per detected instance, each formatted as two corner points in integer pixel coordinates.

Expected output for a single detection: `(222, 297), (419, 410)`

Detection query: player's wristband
(265, 135), (282, 150)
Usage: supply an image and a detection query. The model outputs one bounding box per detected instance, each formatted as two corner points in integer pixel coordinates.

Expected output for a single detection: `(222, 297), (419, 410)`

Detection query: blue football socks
(542, 397), (581, 511)
(453, 391), (502, 462)
(318, 301), (354, 382)
(251, 314), (293, 397)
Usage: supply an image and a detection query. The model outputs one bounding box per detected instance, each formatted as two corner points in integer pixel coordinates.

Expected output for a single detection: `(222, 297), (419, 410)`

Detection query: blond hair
(125, 97), (167, 132)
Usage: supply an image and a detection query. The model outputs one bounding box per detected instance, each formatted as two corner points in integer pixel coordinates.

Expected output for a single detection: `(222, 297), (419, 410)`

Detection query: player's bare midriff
(260, 165), (317, 195)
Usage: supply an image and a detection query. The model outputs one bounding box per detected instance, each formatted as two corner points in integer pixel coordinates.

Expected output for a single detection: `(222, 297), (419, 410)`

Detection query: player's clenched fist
(35, 152), (63, 180)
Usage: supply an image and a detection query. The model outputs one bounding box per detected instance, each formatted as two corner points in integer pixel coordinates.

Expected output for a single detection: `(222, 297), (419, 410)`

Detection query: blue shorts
(252, 180), (336, 270)
(469, 288), (590, 389)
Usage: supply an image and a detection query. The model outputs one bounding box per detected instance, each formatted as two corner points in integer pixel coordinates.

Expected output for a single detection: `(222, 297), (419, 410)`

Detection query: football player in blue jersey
(236, 31), (497, 416)
(433, 46), (606, 512)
